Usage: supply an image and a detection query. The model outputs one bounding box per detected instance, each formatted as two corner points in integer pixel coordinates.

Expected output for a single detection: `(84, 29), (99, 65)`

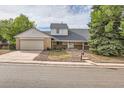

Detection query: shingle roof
(50, 23), (68, 29)
(15, 27), (89, 42)
(69, 29), (89, 41)
(15, 28), (51, 38)
(43, 29), (89, 42)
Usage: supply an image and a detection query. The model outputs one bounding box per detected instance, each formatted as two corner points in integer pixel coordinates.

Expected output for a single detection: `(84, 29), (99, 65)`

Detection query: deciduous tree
(0, 14), (35, 49)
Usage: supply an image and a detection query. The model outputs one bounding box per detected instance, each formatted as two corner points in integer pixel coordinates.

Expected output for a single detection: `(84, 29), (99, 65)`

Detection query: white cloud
(0, 5), (91, 30)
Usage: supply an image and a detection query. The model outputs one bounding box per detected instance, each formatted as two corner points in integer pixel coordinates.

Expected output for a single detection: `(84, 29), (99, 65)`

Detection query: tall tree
(13, 14), (34, 35)
(0, 14), (35, 49)
(89, 5), (124, 56)
(11, 14), (34, 45)
(0, 19), (13, 42)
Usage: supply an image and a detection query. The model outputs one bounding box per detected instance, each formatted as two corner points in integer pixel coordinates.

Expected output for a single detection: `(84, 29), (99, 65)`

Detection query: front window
(56, 29), (59, 34)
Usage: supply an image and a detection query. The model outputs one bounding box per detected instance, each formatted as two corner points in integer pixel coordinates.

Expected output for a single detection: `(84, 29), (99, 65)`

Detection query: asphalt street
(0, 63), (124, 88)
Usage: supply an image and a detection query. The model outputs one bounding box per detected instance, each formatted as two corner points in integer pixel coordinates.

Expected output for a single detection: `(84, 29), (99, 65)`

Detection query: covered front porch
(51, 40), (88, 50)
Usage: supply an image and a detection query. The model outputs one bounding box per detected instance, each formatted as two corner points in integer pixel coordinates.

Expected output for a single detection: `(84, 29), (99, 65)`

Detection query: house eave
(52, 39), (87, 42)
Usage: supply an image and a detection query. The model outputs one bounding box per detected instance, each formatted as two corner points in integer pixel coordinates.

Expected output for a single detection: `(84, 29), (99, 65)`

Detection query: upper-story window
(56, 29), (59, 34)
(50, 23), (68, 35)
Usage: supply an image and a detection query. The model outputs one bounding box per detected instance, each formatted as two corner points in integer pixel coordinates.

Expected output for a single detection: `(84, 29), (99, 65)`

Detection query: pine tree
(89, 5), (124, 56)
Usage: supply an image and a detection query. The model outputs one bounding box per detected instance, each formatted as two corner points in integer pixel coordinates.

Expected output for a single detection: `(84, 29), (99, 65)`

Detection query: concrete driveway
(0, 51), (41, 61)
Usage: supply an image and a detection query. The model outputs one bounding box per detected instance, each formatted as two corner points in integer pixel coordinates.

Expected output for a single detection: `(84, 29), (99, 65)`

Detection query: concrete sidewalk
(0, 59), (124, 68)
(85, 60), (124, 68)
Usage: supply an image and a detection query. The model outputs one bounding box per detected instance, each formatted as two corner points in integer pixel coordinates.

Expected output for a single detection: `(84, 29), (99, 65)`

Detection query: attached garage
(15, 28), (51, 51)
(20, 39), (44, 50)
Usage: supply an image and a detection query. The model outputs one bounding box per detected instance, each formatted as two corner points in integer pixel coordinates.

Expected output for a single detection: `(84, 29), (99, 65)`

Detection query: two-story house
(15, 23), (89, 50)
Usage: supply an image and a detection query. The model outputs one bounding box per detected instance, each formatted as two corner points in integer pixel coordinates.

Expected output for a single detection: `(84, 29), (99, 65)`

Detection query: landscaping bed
(85, 52), (124, 64)
(34, 50), (84, 62)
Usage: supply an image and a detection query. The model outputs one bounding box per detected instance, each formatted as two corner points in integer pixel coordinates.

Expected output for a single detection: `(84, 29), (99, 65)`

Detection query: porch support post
(82, 42), (84, 51)
(67, 42), (69, 49)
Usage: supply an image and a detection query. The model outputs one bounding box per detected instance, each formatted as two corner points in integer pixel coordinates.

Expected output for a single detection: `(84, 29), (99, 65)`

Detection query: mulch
(34, 51), (49, 61)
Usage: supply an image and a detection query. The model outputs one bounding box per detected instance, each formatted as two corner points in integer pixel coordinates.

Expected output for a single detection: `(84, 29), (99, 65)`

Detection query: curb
(0, 60), (92, 65)
(0, 60), (124, 68)
(0, 60), (95, 68)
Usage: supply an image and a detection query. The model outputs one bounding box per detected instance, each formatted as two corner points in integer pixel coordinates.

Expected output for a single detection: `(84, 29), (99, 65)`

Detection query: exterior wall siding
(44, 38), (52, 50)
(16, 38), (20, 50)
(16, 38), (87, 50)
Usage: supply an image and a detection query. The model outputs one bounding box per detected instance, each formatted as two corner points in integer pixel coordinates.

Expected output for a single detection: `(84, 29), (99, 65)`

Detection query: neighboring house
(15, 23), (89, 50)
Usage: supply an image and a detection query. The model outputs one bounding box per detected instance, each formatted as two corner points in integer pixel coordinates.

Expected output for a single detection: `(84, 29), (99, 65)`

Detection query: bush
(9, 44), (16, 50)
(46, 48), (51, 51)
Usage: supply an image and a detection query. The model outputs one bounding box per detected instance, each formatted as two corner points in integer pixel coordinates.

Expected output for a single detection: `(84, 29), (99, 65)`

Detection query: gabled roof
(15, 27), (89, 42)
(50, 23), (68, 29)
(44, 29), (89, 42)
(69, 29), (89, 41)
(15, 28), (51, 38)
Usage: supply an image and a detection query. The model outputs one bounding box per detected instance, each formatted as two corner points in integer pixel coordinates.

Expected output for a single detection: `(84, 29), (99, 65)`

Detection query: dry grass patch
(34, 50), (83, 62)
(48, 50), (71, 61)
(85, 52), (124, 63)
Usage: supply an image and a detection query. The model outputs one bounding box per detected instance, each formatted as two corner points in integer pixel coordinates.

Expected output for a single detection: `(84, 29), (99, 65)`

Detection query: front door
(68, 42), (74, 49)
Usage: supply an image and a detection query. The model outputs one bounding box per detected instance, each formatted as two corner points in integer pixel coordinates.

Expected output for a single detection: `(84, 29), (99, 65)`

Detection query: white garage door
(20, 40), (44, 50)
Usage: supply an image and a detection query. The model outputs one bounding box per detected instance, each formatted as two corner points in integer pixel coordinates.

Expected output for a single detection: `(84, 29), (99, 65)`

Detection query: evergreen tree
(89, 5), (124, 56)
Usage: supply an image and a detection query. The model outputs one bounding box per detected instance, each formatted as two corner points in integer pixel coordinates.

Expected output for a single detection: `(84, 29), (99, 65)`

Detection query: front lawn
(34, 50), (83, 62)
(48, 50), (71, 61)
(85, 52), (124, 63)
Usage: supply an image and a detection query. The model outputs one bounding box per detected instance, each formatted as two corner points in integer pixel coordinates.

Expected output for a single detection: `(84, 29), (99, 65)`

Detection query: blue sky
(0, 5), (92, 31)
